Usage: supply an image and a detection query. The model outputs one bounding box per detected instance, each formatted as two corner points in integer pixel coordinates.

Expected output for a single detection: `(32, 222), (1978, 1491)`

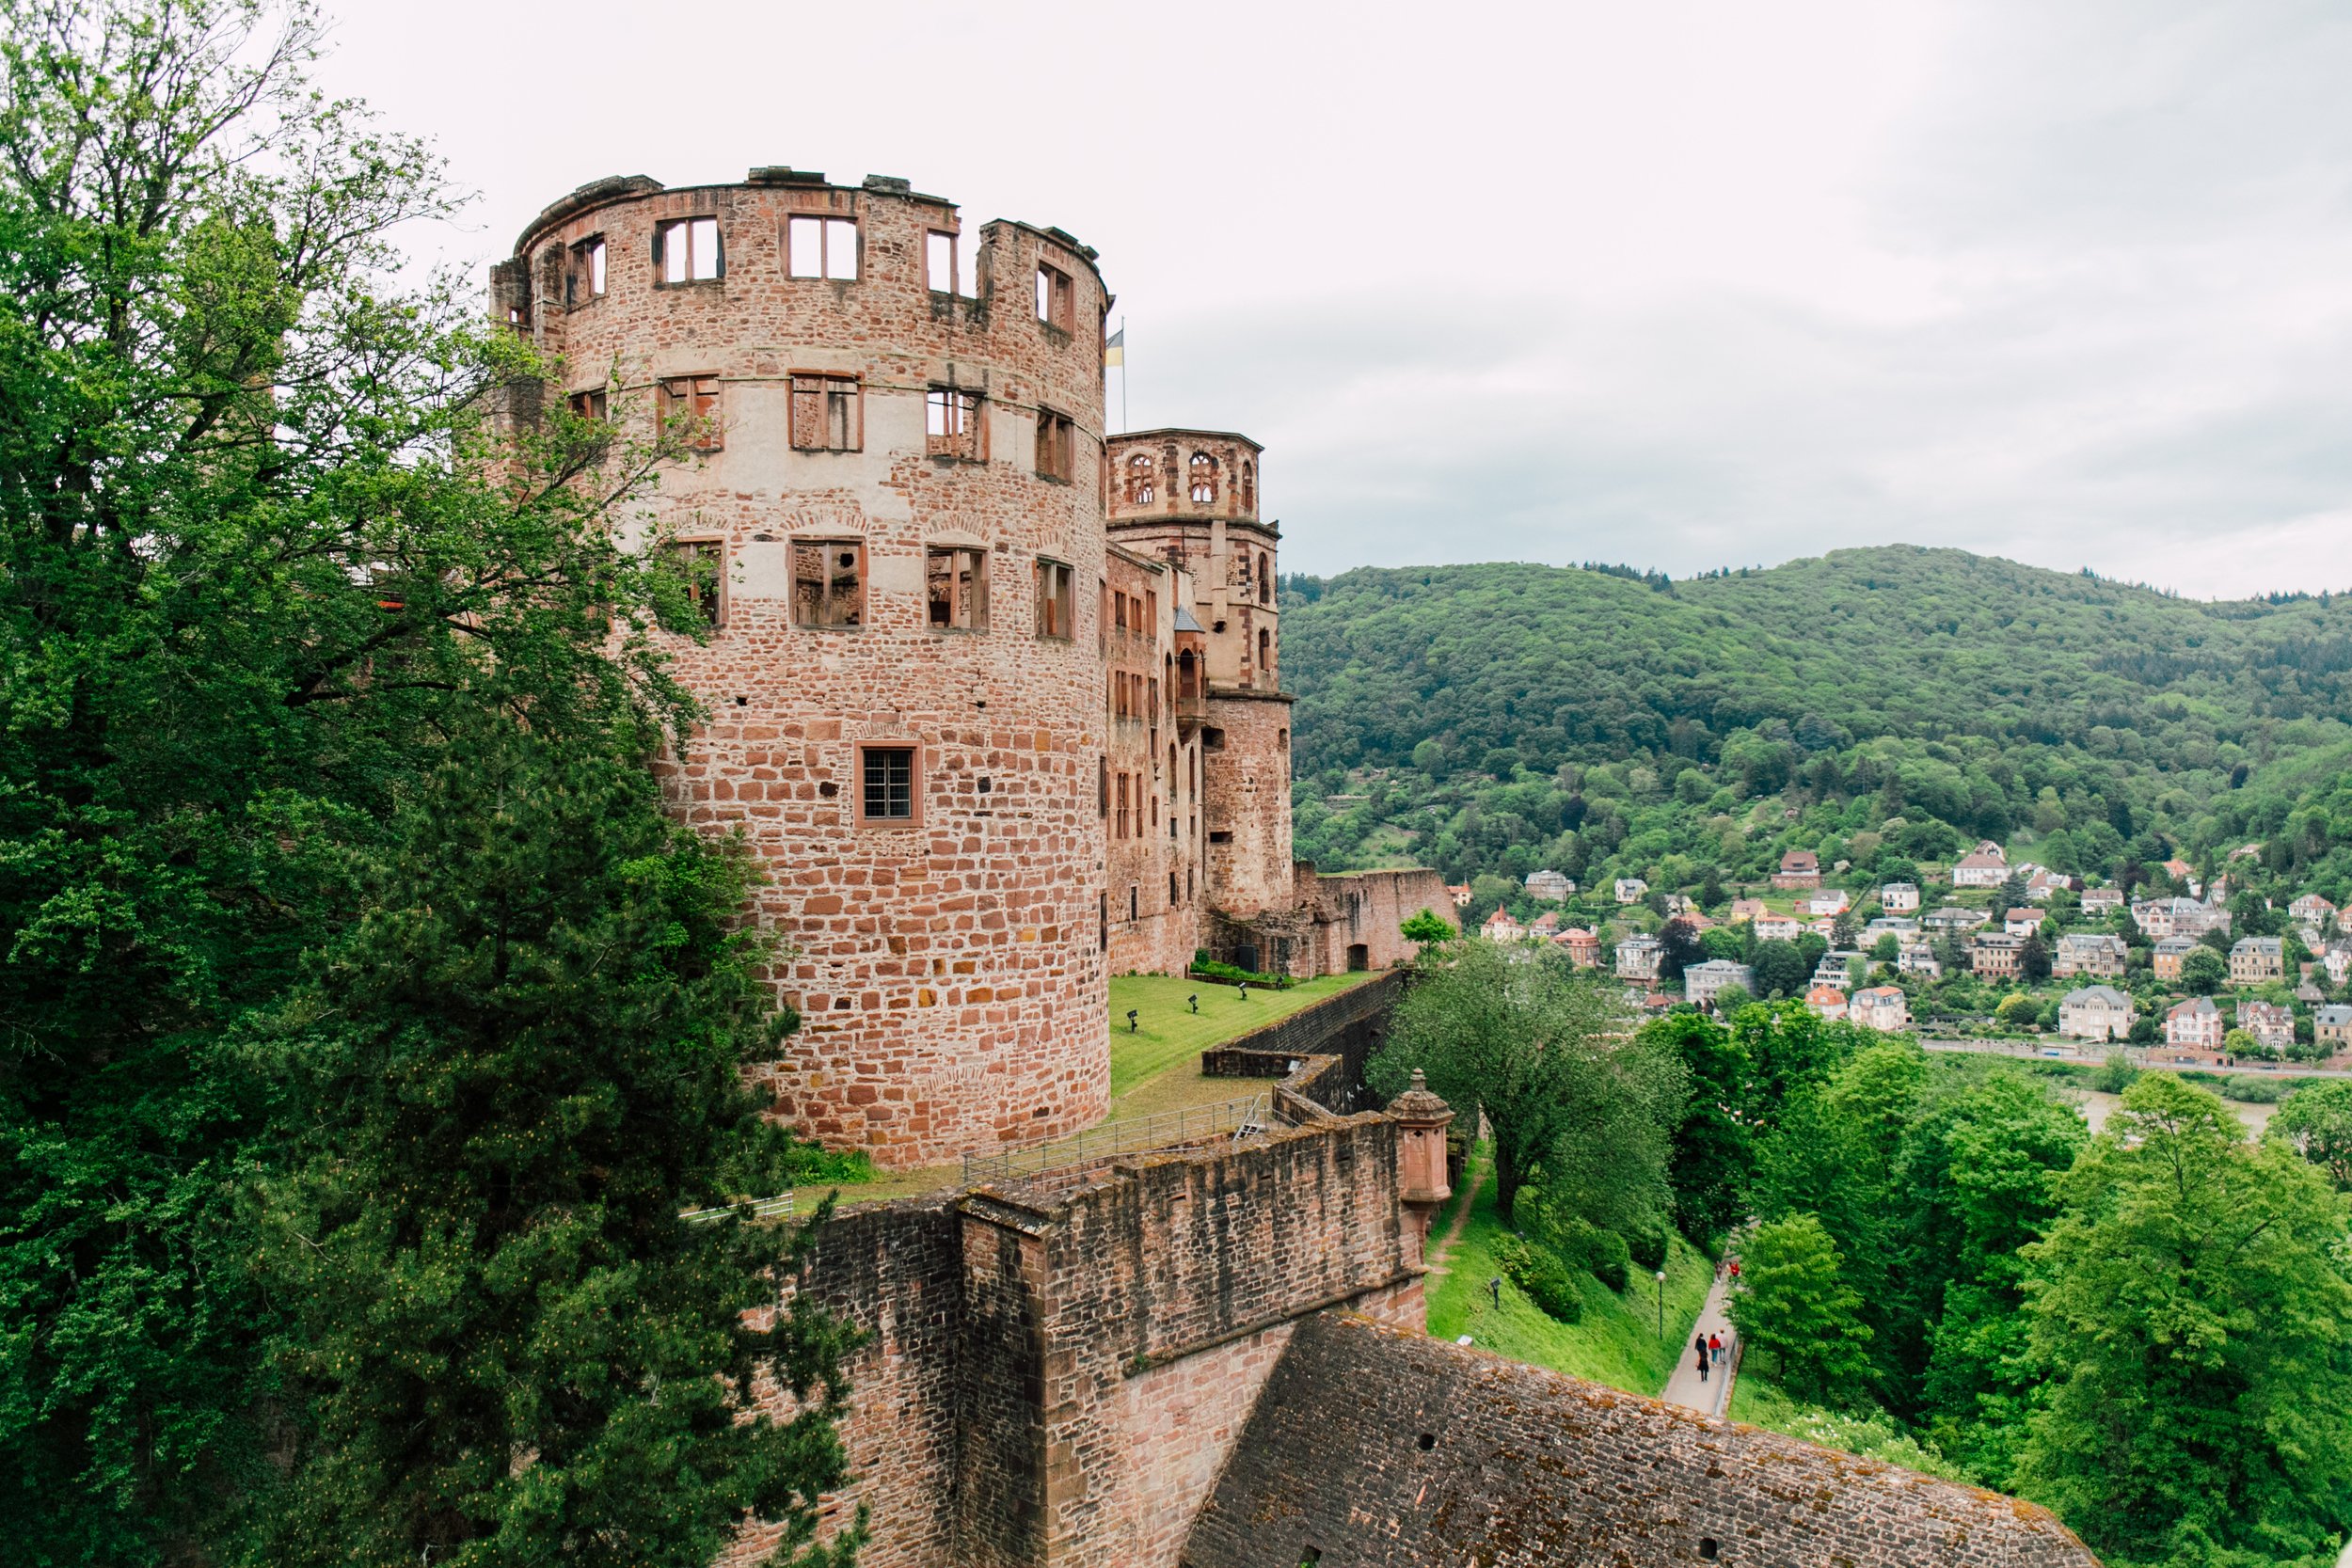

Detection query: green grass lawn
(1105, 971), (1375, 1101)
(1425, 1145), (1715, 1398)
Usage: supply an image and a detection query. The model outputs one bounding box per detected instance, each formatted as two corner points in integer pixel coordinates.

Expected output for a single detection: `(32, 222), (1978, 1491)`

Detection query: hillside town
(1459, 840), (2352, 1069)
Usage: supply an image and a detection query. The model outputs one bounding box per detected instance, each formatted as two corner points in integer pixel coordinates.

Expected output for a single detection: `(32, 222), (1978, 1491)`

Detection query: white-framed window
(787, 214), (859, 280)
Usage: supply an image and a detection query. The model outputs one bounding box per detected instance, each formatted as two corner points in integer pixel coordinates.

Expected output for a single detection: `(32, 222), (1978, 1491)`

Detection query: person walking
(1695, 1340), (1709, 1383)
(1708, 1331), (1724, 1366)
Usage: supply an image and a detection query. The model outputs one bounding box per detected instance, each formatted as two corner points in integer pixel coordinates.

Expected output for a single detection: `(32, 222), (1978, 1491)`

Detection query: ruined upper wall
(1185, 1313), (2104, 1568)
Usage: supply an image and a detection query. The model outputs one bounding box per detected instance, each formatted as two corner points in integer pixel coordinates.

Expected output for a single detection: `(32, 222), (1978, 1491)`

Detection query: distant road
(1921, 1037), (2352, 1082)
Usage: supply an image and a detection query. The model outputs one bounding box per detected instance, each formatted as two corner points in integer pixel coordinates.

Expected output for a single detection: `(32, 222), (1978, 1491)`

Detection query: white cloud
(314, 0), (2352, 598)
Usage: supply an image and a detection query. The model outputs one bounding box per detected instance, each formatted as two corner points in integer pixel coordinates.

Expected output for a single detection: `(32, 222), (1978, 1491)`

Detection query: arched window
(1259, 550), (1271, 604)
(1126, 452), (1154, 506)
(1240, 460), (1255, 513)
(1189, 451), (1216, 503)
(1178, 647), (1199, 698)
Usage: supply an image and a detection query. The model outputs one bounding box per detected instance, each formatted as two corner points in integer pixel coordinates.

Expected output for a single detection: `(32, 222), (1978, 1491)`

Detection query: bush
(1186, 954), (1294, 989)
(2223, 1074), (2290, 1103)
(2092, 1053), (2140, 1094)
(1548, 1215), (1631, 1291)
(1626, 1224), (1668, 1272)
(1494, 1235), (1585, 1323)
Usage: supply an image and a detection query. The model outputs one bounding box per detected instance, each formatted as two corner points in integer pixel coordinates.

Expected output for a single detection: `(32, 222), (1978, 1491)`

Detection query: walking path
(1660, 1267), (1739, 1417)
(1423, 1158), (1486, 1277)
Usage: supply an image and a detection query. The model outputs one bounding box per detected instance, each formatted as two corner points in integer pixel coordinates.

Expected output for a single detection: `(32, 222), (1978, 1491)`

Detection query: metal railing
(961, 1093), (1273, 1188)
(681, 1189), (796, 1225)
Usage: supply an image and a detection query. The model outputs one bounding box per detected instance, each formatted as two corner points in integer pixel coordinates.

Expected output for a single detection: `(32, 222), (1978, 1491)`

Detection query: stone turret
(1387, 1069), (1454, 1260)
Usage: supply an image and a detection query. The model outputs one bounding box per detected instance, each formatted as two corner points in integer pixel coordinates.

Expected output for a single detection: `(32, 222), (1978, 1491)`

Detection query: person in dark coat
(1695, 1337), (1709, 1382)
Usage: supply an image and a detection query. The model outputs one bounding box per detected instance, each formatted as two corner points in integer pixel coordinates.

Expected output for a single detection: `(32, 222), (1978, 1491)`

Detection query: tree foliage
(2272, 1079), (2352, 1192)
(1727, 1213), (1873, 1401)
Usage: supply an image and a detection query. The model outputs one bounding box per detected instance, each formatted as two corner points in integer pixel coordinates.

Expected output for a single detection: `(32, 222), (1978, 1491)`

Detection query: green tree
(1369, 942), (1639, 1224)
(1726, 1213), (1874, 1402)
(1658, 915), (1705, 983)
(245, 722), (864, 1565)
(1636, 1011), (1751, 1245)
(2272, 1079), (2352, 1191)
(2179, 945), (2228, 995)
(2017, 1075), (2352, 1566)
(1400, 907), (1454, 950)
(2016, 931), (2051, 982)
(1752, 939), (1810, 999)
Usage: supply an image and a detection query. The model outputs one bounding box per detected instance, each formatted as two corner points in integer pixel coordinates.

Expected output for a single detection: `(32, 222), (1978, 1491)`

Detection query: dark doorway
(1346, 942), (1370, 972)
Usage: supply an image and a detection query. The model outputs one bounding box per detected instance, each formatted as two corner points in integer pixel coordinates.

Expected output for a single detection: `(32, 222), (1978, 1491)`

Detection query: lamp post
(1655, 1270), (1667, 1339)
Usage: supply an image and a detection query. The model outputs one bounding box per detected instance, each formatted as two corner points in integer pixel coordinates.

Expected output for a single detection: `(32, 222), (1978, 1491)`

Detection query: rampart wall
(1200, 969), (1408, 1116)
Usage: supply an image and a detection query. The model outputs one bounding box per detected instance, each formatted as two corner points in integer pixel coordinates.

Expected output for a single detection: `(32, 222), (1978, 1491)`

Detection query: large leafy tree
(243, 722), (865, 1567)
(0, 3), (814, 1560)
(1638, 1010), (1751, 1246)
(2272, 1079), (2352, 1192)
(1725, 1212), (1873, 1402)
(2016, 1075), (2352, 1567)
(1369, 942), (1654, 1224)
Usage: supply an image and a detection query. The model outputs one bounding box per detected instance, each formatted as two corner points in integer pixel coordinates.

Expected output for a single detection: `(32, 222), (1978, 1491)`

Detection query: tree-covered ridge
(1282, 548), (2352, 898)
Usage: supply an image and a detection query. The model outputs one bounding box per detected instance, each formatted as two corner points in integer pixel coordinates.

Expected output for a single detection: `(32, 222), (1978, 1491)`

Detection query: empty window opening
(791, 539), (866, 628)
(1698, 1540), (1719, 1560)
(925, 230), (978, 296)
(1241, 459), (1255, 512)
(654, 216), (721, 284)
(1035, 408), (1074, 482)
(1115, 772), (1130, 839)
(1126, 452), (1155, 506)
(1188, 451), (1216, 503)
(567, 235), (606, 306)
(927, 546), (988, 631)
(790, 373), (861, 451)
(925, 388), (985, 461)
(659, 375), (723, 451)
(1278, 727), (1289, 750)
(1129, 886), (1138, 921)
(787, 214), (859, 280)
(1209, 830), (1233, 844)
(1035, 261), (1073, 331)
(1259, 627), (1272, 675)
(1169, 872), (1180, 904)
(567, 388), (607, 420)
(1259, 549), (1272, 604)
(1178, 649), (1199, 698)
(859, 746), (915, 822)
(1035, 559), (1073, 640)
(1201, 726), (1226, 752)
(665, 539), (724, 627)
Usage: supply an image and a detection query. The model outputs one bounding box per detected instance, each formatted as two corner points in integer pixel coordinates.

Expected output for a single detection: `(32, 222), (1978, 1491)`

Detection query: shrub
(2092, 1053), (2140, 1094)
(1626, 1224), (1668, 1272)
(2223, 1074), (2290, 1103)
(1494, 1235), (1585, 1323)
(1186, 955), (1294, 989)
(1548, 1215), (1631, 1291)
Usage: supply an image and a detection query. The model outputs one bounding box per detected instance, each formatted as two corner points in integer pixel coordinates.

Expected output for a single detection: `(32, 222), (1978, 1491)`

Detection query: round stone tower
(1104, 429), (1294, 927)
(501, 168), (1114, 1166)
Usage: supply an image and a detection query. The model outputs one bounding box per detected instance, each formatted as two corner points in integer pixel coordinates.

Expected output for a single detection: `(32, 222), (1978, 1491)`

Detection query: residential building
(2152, 936), (2200, 981)
(1558, 928), (1599, 968)
(1897, 943), (1943, 979)
(1613, 877), (1648, 904)
(2162, 857), (2200, 895)
(2025, 868), (2074, 902)
(1805, 887), (1851, 916)
(1772, 849), (1822, 890)
(2290, 893), (2336, 931)
(1529, 911), (1561, 937)
(1952, 843), (2010, 888)
(2235, 999), (2294, 1051)
(1804, 984), (1848, 1021)
(1524, 868), (1572, 903)
(1850, 986), (1911, 1032)
(2053, 932), (2128, 979)
(2080, 887), (2123, 916)
(1661, 892), (1695, 916)
(1685, 959), (1756, 1008)
(1481, 910), (1526, 943)
(1729, 897), (1770, 922)
(2166, 996), (2225, 1053)
(2004, 907), (2043, 938)
(1924, 906), (1989, 934)
(2058, 986), (2135, 1043)
(2316, 1005), (2352, 1052)
(2132, 896), (2229, 941)
(1865, 916), (1920, 939)
(1615, 933), (1661, 982)
(2230, 936), (2284, 986)
(1446, 883), (1472, 909)
(1756, 914), (1802, 942)
(1972, 931), (2025, 978)
(1880, 881), (1919, 912)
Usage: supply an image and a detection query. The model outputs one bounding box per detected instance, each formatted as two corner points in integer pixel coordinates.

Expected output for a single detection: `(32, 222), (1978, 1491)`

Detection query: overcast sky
(317, 0), (2352, 598)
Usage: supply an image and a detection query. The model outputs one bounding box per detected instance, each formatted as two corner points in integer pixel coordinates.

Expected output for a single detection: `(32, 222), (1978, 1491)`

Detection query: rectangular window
(791, 539), (866, 628)
(567, 236), (606, 306)
(660, 375), (723, 451)
(567, 388), (607, 420)
(790, 374), (861, 451)
(926, 230), (979, 297)
(787, 214), (859, 280)
(925, 388), (985, 461)
(1116, 772), (1129, 839)
(926, 546), (987, 631)
(1034, 408), (1073, 482)
(654, 216), (721, 284)
(858, 745), (917, 824)
(1035, 559), (1073, 640)
(1035, 262), (1073, 331)
(664, 539), (724, 627)
(1144, 589), (1156, 628)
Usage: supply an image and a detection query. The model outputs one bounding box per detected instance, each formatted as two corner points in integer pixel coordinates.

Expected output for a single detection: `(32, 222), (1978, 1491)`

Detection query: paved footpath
(1659, 1268), (1739, 1417)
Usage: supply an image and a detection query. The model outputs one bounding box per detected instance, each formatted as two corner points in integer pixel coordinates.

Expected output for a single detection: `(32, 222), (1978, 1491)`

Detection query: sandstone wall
(1302, 866), (1453, 974)
(1200, 692), (1295, 923)
(1184, 1312), (2104, 1568)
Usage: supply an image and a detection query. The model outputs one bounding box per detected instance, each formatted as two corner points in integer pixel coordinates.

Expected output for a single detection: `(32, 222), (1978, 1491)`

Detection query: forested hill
(1279, 546), (2352, 904)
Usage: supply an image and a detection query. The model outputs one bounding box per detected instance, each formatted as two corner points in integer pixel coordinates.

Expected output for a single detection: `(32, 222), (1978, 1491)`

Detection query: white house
(2165, 997), (2224, 1053)
(1880, 881), (1920, 912)
(2053, 932), (2128, 979)
(1804, 984), (1848, 1021)
(1684, 959), (1756, 1008)
(2058, 986), (2134, 1043)
(1952, 843), (2010, 889)
(1615, 933), (1661, 982)
(2289, 893), (2335, 931)
(2004, 908), (2042, 938)
(1613, 877), (1649, 905)
(1850, 986), (1911, 1032)
(1805, 887), (1851, 916)
(2235, 999), (2294, 1051)
(1525, 868), (1573, 902)
(1481, 910), (1526, 943)
(1755, 914), (1802, 942)
(1897, 943), (1942, 979)
(2080, 887), (2124, 916)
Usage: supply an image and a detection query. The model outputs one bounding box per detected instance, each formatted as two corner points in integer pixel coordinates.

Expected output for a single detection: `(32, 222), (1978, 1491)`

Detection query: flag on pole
(1103, 326), (1124, 368)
